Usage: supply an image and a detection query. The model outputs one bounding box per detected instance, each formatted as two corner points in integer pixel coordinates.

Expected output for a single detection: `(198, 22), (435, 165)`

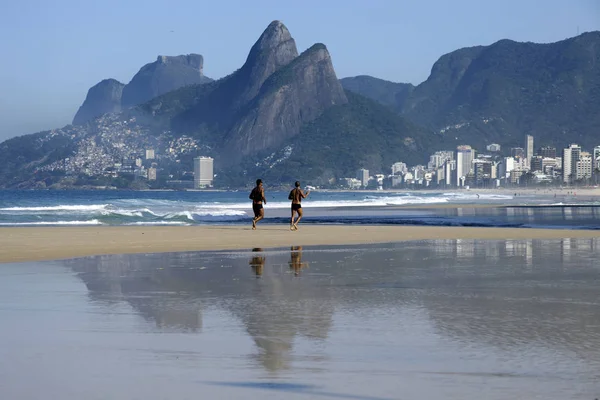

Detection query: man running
(288, 181), (310, 230)
(249, 179), (266, 230)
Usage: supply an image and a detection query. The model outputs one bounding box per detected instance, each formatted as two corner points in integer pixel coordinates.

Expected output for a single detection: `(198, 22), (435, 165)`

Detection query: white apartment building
(577, 152), (592, 180)
(391, 162), (407, 176)
(427, 151), (453, 170)
(526, 135), (534, 167)
(455, 145), (475, 187)
(194, 156), (214, 188)
(594, 146), (600, 171)
(562, 144), (581, 184)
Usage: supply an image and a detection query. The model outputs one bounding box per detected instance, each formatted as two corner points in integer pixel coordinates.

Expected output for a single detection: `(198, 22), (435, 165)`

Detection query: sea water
(1, 189), (599, 228)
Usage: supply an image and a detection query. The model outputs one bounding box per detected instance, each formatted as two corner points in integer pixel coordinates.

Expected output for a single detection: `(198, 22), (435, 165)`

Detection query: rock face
(226, 43), (347, 156)
(235, 20), (299, 106)
(121, 53), (212, 108)
(149, 21), (347, 163)
(72, 79), (124, 125)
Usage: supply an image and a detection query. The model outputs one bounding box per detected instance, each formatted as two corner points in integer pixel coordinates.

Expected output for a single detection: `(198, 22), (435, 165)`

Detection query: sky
(0, 0), (598, 142)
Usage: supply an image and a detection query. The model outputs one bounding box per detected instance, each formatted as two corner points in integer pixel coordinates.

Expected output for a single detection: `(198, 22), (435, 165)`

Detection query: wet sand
(3, 225), (600, 263)
(1, 239), (599, 399)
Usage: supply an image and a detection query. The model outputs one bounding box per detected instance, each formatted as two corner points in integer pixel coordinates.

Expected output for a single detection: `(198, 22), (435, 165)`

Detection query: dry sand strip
(2, 225), (600, 264)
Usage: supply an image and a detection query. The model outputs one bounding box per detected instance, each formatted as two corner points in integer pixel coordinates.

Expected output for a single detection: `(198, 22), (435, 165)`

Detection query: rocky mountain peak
(121, 53), (212, 108)
(234, 20), (299, 106)
(156, 54), (204, 71)
(72, 78), (124, 125)
(250, 20), (294, 55)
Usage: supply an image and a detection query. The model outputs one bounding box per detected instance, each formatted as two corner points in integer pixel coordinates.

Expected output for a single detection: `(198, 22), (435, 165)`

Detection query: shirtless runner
(288, 181), (310, 231)
(249, 179), (266, 230)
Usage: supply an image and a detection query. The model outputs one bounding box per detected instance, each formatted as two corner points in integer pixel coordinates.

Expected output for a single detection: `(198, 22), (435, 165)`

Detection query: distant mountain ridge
(339, 75), (414, 112)
(341, 31), (600, 150)
(73, 53), (213, 125)
(4, 25), (598, 189)
(1, 20), (429, 188)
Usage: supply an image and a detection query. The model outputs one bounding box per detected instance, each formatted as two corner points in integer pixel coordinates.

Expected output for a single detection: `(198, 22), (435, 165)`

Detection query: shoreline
(2, 225), (600, 264)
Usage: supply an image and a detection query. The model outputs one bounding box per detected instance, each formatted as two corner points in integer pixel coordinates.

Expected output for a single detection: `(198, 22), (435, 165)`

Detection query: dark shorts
(252, 203), (263, 217)
(291, 203), (302, 211)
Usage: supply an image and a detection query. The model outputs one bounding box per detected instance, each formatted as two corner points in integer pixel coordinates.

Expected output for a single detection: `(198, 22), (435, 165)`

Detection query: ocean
(1, 189), (600, 229)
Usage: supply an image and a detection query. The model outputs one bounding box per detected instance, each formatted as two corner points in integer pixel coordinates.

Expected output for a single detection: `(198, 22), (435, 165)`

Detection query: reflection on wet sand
(249, 248), (265, 277)
(289, 246), (309, 276)
(60, 238), (600, 397)
(66, 246), (334, 373)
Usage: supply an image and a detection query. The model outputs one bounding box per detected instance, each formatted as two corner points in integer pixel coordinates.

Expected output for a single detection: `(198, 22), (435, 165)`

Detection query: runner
(288, 181), (310, 231)
(249, 179), (266, 230)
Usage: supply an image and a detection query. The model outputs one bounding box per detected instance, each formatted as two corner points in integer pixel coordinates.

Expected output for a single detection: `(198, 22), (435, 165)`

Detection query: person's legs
(255, 207), (264, 224)
(290, 208), (296, 230)
(293, 207), (303, 229)
(252, 204), (263, 229)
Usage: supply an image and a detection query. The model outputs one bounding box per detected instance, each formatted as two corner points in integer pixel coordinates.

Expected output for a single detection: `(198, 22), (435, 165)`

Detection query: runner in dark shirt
(249, 179), (266, 230)
(288, 181), (310, 231)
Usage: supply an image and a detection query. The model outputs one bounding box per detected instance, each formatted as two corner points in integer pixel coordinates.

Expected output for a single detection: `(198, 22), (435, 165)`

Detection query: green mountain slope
(343, 32), (600, 150)
(339, 75), (414, 112)
(228, 91), (434, 187)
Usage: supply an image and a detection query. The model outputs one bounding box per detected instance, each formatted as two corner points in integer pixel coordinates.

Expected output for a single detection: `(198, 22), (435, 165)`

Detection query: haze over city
(0, 0), (598, 141)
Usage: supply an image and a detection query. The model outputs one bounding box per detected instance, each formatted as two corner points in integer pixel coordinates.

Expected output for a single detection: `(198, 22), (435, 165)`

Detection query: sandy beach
(3, 224), (600, 263)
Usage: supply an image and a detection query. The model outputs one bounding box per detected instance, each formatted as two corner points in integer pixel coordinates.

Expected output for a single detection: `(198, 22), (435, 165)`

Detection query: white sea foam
(0, 204), (108, 212)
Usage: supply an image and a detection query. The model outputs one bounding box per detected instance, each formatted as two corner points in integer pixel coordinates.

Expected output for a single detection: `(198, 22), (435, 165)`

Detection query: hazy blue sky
(0, 0), (598, 141)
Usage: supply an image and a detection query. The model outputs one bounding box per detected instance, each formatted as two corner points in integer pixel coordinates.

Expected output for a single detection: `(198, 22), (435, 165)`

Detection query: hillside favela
(1, 2), (600, 400)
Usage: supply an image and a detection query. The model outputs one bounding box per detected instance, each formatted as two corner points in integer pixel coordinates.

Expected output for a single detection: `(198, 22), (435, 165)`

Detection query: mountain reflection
(64, 237), (600, 371)
(65, 246), (333, 372)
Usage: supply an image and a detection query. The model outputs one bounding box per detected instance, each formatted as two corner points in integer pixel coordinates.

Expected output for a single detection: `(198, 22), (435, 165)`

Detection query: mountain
(339, 75), (414, 112)
(0, 20), (429, 189)
(73, 53), (213, 125)
(72, 79), (124, 125)
(121, 53), (212, 108)
(232, 90), (434, 187)
(342, 31), (600, 150)
(139, 20), (349, 165)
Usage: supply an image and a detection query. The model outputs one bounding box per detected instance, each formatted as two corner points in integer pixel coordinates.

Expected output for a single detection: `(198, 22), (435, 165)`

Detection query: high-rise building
(526, 135), (534, 166)
(498, 157), (516, 180)
(145, 149), (155, 160)
(539, 146), (557, 159)
(194, 156), (214, 188)
(473, 159), (492, 185)
(562, 144), (581, 184)
(455, 145), (475, 187)
(357, 168), (369, 187)
(427, 151), (453, 170)
(530, 156), (544, 172)
(594, 146), (600, 171)
(577, 152), (592, 180)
